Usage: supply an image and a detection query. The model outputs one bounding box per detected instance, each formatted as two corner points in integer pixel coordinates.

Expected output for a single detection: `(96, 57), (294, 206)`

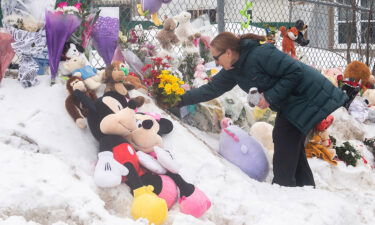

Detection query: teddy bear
(321, 67), (343, 87)
(192, 63), (208, 88)
(305, 115), (337, 165)
(156, 18), (179, 52)
(126, 112), (211, 218)
(65, 76), (97, 129)
(174, 11), (201, 53)
(294, 19), (310, 46)
(103, 61), (145, 108)
(58, 42), (87, 76)
(279, 26), (298, 59)
(344, 61), (375, 91)
(61, 55), (104, 90)
(72, 90), (168, 225)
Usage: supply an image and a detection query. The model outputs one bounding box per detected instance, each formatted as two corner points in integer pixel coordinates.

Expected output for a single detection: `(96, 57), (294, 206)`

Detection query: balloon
(142, 0), (163, 14)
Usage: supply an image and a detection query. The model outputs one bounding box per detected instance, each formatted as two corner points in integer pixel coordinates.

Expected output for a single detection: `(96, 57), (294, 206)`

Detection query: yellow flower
(171, 82), (179, 92)
(158, 83), (164, 88)
(164, 83), (172, 95)
(176, 88), (185, 95)
(210, 69), (218, 76)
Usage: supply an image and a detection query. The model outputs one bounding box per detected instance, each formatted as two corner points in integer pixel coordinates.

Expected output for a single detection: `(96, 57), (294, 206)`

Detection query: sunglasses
(212, 51), (225, 61)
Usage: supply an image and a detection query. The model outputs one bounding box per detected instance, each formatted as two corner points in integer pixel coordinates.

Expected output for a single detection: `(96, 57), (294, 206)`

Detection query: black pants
(272, 113), (315, 187)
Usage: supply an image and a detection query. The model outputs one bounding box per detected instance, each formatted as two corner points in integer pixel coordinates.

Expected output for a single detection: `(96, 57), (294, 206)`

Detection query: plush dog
(295, 19), (310, 46)
(59, 42), (86, 76)
(156, 18), (179, 51)
(280, 26), (298, 58)
(103, 61), (145, 108)
(65, 76), (97, 129)
(73, 90), (168, 225)
(126, 112), (211, 218)
(344, 61), (375, 91)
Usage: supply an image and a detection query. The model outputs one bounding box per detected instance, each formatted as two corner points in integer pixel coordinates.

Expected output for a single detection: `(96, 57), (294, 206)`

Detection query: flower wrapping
(8, 26), (46, 87)
(45, 10), (81, 80)
(91, 16), (119, 66)
(0, 32), (15, 83)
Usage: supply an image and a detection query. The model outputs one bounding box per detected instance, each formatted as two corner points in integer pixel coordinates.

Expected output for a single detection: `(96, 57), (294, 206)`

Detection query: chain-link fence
(87, 0), (375, 72)
(3, 0), (375, 74)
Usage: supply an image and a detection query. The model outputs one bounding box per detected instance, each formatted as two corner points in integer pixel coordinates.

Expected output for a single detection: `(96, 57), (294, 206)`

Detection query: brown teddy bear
(156, 18), (179, 51)
(65, 76), (97, 129)
(124, 73), (148, 94)
(103, 61), (145, 108)
(344, 61), (375, 91)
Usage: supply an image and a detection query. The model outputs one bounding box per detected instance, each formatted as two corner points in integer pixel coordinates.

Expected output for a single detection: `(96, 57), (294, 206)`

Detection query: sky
(1, 75), (375, 225)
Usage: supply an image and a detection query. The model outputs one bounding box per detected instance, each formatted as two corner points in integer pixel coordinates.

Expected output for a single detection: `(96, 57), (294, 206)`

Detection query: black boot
(341, 83), (361, 109)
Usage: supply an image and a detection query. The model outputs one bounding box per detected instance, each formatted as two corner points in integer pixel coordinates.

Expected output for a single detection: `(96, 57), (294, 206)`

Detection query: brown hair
(210, 32), (266, 53)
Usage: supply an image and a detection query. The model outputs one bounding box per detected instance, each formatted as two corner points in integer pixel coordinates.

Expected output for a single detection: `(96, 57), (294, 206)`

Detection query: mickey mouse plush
(73, 90), (168, 225)
(127, 112), (211, 218)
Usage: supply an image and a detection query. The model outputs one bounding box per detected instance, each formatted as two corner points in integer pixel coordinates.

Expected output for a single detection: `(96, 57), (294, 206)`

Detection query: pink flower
(74, 3), (82, 10)
(57, 2), (68, 8)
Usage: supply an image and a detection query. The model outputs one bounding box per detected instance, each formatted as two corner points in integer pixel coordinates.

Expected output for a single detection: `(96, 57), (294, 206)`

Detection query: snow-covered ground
(1, 75), (375, 225)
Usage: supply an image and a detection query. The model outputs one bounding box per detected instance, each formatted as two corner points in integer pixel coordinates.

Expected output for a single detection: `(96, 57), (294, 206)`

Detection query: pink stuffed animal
(193, 64), (208, 88)
(322, 67), (343, 87)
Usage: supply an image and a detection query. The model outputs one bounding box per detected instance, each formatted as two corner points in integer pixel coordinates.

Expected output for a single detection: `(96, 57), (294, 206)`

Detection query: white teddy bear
(174, 11), (201, 53)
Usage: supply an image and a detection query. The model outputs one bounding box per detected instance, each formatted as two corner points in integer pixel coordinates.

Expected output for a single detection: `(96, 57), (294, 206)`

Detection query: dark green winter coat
(180, 39), (348, 135)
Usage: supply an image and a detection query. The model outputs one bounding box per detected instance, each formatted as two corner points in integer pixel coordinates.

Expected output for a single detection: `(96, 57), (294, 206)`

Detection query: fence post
(217, 0), (225, 33)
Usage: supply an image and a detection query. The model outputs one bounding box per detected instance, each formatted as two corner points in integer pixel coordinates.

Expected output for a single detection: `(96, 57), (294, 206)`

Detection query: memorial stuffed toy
(59, 42), (86, 76)
(295, 19), (310, 46)
(174, 11), (201, 53)
(126, 112), (211, 218)
(219, 118), (269, 182)
(305, 115), (337, 165)
(344, 61), (375, 91)
(103, 61), (145, 108)
(65, 76), (97, 129)
(73, 90), (168, 225)
(279, 26), (298, 59)
(156, 17), (179, 52)
(62, 55), (104, 90)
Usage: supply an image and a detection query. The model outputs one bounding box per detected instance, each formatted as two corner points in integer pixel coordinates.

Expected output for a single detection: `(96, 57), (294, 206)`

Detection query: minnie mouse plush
(126, 112), (211, 218)
(73, 90), (168, 225)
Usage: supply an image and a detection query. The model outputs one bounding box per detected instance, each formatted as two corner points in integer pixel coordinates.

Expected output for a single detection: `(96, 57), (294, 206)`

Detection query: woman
(178, 32), (348, 187)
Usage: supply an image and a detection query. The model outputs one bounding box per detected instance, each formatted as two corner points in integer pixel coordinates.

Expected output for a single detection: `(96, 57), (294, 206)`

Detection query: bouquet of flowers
(91, 14), (119, 66)
(45, 1), (82, 83)
(152, 70), (185, 108)
(141, 57), (172, 86)
(2, 0), (53, 87)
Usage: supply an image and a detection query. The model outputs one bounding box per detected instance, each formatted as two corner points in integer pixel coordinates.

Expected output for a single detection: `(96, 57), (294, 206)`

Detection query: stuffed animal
(58, 42), (86, 76)
(156, 18), (179, 52)
(249, 121), (274, 154)
(295, 19), (310, 46)
(305, 115), (337, 165)
(174, 11), (201, 53)
(65, 76), (97, 129)
(61, 55), (104, 90)
(137, 0), (173, 26)
(219, 118), (269, 181)
(126, 112), (211, 218)
(124, 73), (148, 93)
(321, 67), (343, 87)
(344, 61), (375, 91)
(280, 26), (298, 59)
(363, 89), (375, 109)
(192, 63), (208, 88)
(103, 61), (145, 108)
(73, 90), (168, 225)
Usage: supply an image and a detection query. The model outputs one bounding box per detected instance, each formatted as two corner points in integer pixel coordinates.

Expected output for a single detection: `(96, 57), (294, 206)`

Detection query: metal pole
(217, 0), (225, 33)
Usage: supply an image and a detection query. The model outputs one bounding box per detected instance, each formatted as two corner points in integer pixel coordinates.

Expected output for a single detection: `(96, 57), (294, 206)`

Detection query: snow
(1, 75), (375, 225)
